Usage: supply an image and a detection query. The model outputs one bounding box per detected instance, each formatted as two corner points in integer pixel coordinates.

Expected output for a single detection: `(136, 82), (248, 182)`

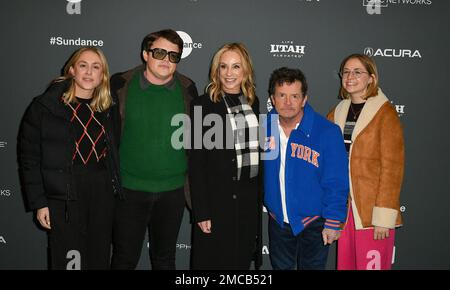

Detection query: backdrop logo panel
(266, 98), (273, 113)
(0, 236), (6, 245)
(362, 0), (432, 8)
(297, 0), (321, 5)
(0, 189), (11, 197)
(176, 31), (203, 59)
(363, 0), (432, 15)
(66, 0), (82, 15)
(146, 242), (192, 250)
(176, 243), (191, 250)
(390, 100), (406, 117)
(270, 41), (306, 59)
(0, 141), (6, 149)
(66, 250), (81, 270)
(363, 0), (388, 8)
(364, 47), (421, 58)
(49, 36), (104, 47)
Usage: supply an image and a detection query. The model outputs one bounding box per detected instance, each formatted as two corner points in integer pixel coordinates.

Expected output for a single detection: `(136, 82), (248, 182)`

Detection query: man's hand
(322, 228), (340, 245)
(37, 207), (51, 230)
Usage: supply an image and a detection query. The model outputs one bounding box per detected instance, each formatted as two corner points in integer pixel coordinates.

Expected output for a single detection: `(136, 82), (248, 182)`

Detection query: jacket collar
(297, 102), (314, 137)
(334, 88), (389, 141)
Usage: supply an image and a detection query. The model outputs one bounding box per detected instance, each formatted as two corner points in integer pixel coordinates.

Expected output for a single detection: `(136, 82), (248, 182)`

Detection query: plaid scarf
(223, 94), (259, 180)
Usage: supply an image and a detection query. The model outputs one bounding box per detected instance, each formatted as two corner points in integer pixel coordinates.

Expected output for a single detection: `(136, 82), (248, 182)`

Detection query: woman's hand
(37, 207), (51, 230)
(374, 226), (389, 240)
(197, 220), (211, 234)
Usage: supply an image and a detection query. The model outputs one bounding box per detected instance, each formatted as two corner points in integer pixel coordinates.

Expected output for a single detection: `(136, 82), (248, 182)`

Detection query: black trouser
(111, 186), (185, 270)
(48, 165), (114, 270)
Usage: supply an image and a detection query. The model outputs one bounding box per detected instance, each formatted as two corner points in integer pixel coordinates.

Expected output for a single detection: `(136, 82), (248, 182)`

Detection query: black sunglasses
(147, 48), (181, 63)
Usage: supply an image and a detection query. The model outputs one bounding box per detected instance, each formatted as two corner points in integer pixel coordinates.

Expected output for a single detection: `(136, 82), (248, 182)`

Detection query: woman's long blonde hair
(54, 46), (112, 112)
(207, 43), (256, 105)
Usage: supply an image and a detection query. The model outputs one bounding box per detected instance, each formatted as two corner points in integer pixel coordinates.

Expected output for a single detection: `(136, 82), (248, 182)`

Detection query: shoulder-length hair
(339, 53), (379, 100)
(207, 43), (256, 105)
(54, 46), (112, 112)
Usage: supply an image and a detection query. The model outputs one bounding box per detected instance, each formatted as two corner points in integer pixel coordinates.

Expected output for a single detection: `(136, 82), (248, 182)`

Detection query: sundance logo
(0, 141), (6, 148)
(0, 236), (6, 244)
(176, 31), (203, 59)
(364, 47), (422, 58)
(66, 0), (82, 15)
(270, 41), (306, 59)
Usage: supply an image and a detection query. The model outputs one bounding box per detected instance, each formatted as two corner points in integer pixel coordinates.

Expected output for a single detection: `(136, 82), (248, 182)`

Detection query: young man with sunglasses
(110, 29), (198, 269)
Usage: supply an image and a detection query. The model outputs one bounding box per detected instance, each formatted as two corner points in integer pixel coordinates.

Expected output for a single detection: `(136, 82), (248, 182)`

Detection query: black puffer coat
(18, 80), (121, 211)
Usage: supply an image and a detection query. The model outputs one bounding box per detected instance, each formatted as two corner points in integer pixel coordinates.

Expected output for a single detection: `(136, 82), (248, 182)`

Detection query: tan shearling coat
(327, 89), (404, 230)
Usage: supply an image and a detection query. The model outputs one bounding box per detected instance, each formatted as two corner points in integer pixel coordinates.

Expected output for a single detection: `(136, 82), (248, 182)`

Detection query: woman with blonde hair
(189, 43), (262, 269)
(327, 53), (404, 270)
(19, 46), (121, 269)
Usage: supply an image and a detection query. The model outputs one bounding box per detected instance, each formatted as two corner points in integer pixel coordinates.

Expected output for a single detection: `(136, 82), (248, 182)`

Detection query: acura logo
(364, 47), (421, 58)
(364, 47), (374, 57)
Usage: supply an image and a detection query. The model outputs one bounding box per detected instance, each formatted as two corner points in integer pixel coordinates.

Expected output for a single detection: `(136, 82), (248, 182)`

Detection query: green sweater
(120, 72), (187, 192)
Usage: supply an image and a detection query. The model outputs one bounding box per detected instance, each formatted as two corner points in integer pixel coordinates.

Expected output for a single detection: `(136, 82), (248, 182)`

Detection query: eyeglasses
(339, 70), (369, 79)
(147, 48), (181, 63)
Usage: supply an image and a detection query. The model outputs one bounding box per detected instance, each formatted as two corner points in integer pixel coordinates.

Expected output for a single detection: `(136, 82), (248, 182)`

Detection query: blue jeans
(268, 216), (329, 270)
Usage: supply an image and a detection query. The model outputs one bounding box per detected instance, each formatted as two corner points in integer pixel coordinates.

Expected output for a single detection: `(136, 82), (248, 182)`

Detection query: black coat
(18, 80), (121, 211)
(189, 93), (262, 270)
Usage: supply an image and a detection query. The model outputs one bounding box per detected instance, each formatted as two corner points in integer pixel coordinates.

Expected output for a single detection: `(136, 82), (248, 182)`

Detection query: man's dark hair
(268, 67), (308, 96)
(141, 29), (184, 55)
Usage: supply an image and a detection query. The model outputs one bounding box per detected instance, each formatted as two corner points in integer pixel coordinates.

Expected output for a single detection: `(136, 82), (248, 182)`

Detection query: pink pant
(337, 206), (395, 270)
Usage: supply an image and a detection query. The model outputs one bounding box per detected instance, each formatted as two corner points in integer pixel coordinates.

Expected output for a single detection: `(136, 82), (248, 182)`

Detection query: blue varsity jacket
(263, 102), (349, 235)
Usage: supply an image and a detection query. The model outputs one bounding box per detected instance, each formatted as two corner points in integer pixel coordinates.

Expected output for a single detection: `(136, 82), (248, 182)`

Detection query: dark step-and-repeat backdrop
(1, 0), (449, 270)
